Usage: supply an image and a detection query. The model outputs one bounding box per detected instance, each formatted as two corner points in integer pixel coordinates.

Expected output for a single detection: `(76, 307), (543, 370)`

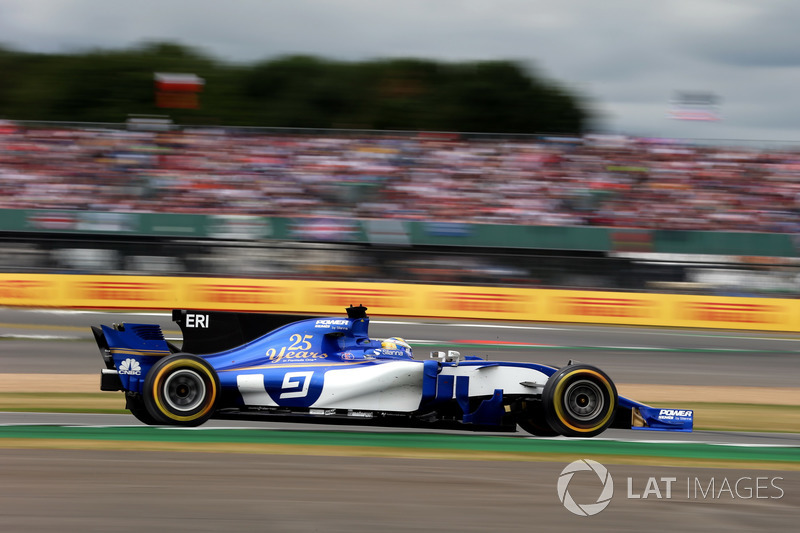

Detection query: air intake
(129, 324), (165, 342)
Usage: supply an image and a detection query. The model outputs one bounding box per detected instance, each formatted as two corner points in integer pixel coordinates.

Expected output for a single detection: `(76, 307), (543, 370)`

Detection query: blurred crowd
(2, 123), (800, 233)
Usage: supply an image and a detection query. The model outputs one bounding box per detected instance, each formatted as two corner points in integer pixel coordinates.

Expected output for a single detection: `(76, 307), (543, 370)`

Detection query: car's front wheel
(541, 364), (617, 438)
(517, 400), (559, 436)
(142, 353), (219, 427)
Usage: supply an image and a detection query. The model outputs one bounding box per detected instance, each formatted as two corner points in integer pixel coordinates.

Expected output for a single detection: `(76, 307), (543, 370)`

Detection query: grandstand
(1, 122), (799, 296)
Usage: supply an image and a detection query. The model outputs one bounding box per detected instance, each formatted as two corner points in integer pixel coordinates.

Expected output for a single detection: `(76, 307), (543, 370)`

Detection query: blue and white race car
(93, 306), (693, 437)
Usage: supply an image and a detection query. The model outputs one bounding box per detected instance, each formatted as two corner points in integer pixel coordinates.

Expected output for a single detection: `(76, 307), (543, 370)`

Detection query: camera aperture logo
(558, 459), (614, 516)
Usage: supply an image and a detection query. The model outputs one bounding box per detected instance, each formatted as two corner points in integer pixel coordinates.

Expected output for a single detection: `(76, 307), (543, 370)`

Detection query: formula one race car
(93, 306), (693, 437)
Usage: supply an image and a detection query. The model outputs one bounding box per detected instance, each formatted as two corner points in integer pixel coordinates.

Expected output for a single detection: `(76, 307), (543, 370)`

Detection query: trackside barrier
(1, 273), (798, 332)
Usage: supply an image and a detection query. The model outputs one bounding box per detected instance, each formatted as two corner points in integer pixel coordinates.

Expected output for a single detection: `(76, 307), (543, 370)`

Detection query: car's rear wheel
(542, 364), (617, 438)
(143, 353), (219, 427)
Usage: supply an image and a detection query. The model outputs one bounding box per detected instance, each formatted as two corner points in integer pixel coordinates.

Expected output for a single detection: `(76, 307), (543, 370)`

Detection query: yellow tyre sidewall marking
(152, 359), (217, 422)
(552, 369), (615, 433)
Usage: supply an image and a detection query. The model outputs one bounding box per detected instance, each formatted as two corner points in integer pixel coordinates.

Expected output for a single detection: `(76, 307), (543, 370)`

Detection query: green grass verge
(0, 426), (797, 470)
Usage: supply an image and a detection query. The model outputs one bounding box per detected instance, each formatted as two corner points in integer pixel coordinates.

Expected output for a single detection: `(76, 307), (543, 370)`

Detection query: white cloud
(1, 0), (800, 141)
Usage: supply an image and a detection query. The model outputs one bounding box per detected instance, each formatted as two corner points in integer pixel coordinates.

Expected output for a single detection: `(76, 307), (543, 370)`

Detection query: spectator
(1, 125), (799, 233)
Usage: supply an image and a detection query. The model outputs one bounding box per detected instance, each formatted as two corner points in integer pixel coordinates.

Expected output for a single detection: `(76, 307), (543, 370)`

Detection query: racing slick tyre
(125, 392), (160, 425)
(541, 364), (617, 438)
(517, 401), (559, 437)
(142, 353), (219, 427)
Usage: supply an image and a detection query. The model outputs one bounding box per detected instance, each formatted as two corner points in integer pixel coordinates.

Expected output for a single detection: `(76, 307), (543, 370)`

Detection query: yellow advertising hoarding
(1, 273), (797, 332)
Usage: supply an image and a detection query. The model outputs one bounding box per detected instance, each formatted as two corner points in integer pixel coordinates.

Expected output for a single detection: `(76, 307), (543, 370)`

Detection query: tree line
(0, 42), (591, 134)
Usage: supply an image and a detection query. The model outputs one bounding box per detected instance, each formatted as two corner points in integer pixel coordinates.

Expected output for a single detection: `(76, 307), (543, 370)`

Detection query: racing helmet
(381, 337), (413, 358)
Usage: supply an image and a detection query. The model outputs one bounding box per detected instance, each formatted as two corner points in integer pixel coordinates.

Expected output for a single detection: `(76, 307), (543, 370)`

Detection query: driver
(367, 337), (413, 359)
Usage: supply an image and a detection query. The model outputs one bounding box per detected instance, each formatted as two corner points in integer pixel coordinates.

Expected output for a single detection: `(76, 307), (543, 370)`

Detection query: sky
(2, 0), (800, 143)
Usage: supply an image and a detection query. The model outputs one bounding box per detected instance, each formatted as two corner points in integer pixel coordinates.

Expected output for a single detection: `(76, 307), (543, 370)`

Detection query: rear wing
(172, 309), (306, 355)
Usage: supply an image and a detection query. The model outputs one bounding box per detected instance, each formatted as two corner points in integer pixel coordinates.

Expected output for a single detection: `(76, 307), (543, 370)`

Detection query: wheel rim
(563, 379), (604, 421)
(163, 369), (207, 412)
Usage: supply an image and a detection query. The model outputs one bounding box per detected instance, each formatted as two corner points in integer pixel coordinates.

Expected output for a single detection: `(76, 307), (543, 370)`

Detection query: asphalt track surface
(2, 308), (800, 531)
(0, 449), (796, 533)
(1, 307), (800, 445)
(3, 307), (800, 386)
